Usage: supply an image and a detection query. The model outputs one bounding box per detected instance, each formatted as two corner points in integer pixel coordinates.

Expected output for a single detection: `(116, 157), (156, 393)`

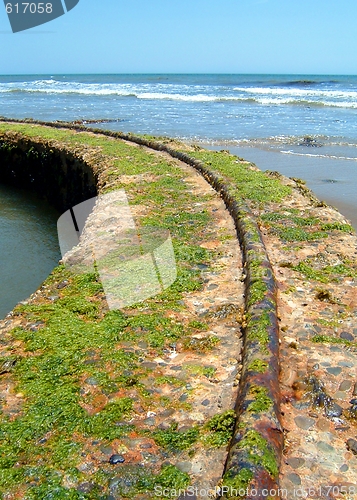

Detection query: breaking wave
(1, 79), (357, 108)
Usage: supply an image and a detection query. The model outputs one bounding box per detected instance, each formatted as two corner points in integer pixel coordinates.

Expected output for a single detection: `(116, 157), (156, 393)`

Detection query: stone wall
(0, 132), (97, 212)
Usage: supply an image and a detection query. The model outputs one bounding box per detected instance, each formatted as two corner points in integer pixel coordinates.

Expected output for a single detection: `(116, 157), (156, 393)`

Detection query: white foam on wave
(0, 80), (241, 102)
(233, 86), (357, 109)
(233, 86), (357, 100)
(253, 97), (357, 108)
(281, 150), (357, 161)
(33, 79), (58, 85)
(136, 92), (218, 102)
(0, 80), (221, 101)
(1, 79), (357, 109)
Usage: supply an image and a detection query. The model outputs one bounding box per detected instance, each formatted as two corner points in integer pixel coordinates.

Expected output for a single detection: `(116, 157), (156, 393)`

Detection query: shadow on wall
(0, 135), (97, 213)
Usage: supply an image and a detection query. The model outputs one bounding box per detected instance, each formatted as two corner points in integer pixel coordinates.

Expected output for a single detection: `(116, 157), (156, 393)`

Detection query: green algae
(247, 280), (268, 307)
(321, 222), (354, 233)
(202, 410), (236, 448)
(311, 334), (353, 346)
(184, 364), (216, 379)
(183, 335), (220, 352)
(242, 219), (261, 243)
(260, 210), (355, 244)
(187, 320), (209, 330)
(291, 261), (330, 283)
(82, 399), (134, 440)
(246, 311), (271, 347)
(150, 410), (236, 452)
(239, 430), (279, 477)
(154, 375), (186, 387)
(151, 423), (199, 451)
(247, 385), (273, 413)
(290, 259), (357, 283)
(316, 314), (346, 328)
(273, 226), (327, 242)
(260, 211), (327, 242)
(247, 359), (268, 373)
(261, 212), (318, 226)
(154, 464), (190, 491)
(222, 468), (254, 498)
(187, 150), (291, 204)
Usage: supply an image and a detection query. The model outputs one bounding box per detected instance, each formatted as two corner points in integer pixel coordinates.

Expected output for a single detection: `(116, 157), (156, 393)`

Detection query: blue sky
(1, 0), (357, 74)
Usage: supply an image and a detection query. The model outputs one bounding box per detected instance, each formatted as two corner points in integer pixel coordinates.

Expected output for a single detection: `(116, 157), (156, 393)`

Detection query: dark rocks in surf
(299, 136), (322, 147)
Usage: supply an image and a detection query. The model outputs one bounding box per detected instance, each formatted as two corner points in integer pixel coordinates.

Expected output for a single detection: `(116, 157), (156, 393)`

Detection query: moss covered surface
(246, 386), (273, 414)
(185, 149), (291, 205)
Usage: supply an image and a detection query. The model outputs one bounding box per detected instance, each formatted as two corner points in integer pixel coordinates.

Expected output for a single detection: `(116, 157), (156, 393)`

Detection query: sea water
(0, 184), (60, 318)
(1, 74), (357, 140)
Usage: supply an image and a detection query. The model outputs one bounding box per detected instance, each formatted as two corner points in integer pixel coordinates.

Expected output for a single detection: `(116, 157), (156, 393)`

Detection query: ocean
(1, 73), (357, 315)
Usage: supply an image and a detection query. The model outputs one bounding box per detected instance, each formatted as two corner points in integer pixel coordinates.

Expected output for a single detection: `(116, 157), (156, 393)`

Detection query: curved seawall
(0, 130), (97, 213)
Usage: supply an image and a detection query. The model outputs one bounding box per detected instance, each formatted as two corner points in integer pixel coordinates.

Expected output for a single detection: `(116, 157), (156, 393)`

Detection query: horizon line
(1, 72), (357, 77)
